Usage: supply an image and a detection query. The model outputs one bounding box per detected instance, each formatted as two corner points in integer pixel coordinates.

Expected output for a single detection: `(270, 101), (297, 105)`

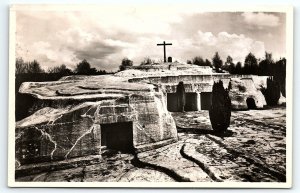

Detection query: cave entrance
(100, 122), (134, 153)
(246, 98), (257, 109)
(200, 92), (212, 110)
(185, 93), (199, 111)
(167, 93), (178, 112)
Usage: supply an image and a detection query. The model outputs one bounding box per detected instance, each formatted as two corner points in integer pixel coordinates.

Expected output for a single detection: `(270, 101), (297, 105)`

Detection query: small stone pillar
(168, 56), (172, 63)
(95, 124), (102, 160)
(196, 92), (201, 111)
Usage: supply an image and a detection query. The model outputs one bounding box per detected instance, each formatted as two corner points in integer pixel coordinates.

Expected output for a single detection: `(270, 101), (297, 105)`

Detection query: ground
(16, 106), (286, 182)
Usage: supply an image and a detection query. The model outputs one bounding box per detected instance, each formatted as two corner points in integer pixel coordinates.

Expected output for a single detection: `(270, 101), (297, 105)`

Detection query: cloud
(15, 9), (285, 71)
(242, 12), (280, 27)
(160, 31), (266, 65)
(74, 42), (121, 61)
(197, 31), (217, 46)
(15, 10), (181, 71)
(213, 32), (265, 63)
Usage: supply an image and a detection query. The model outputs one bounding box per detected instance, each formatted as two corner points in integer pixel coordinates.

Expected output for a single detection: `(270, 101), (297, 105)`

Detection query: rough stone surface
(15, 62), (273, 174)
(174, 107), (286, 182)
(229, 78), (266, 109)
(137, 142), (213, 182)
(16, 74), (177, 166)
(16, 107), (286, 182)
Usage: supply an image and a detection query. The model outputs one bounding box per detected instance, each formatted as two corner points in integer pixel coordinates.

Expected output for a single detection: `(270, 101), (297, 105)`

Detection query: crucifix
(157, 41), (172, 63)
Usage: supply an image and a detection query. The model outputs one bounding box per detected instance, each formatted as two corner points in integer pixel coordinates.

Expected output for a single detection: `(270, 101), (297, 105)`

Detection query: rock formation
(228, 78), (266, 110)
(15, 62), (271, 167)
(16, 75), (177, 166)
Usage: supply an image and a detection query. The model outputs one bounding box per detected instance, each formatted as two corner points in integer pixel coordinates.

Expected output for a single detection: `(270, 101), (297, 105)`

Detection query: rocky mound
(229, 78), (266, 110)
(16, 74), (177, 167)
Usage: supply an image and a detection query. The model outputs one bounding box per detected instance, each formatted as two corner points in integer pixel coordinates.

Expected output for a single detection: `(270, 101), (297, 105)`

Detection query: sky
(15, 5), (286, 71)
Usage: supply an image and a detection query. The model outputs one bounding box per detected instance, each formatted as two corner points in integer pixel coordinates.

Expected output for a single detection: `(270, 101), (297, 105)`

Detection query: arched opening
(246, 98), (257, 109)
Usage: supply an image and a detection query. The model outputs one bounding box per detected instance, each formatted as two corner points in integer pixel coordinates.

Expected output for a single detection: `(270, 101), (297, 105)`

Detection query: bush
(212, 52), (223, 72)
(209, 80), (231, 133)
(140, 57), (153, 65)
(75, 59), (99, 75)
(192, 56), (205, 66)
(119, 58), (133, 71)
(262, 77), (281, 106)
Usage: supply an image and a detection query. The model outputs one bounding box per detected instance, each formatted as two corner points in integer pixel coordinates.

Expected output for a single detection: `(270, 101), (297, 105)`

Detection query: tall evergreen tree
(244, 53), (258, 75)
(223, 55), (233, 72)
(212, 52), (223, 72)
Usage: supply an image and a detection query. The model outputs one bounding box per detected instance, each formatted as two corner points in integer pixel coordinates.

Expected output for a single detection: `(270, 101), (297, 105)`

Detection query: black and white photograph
(8, 4), (293, 187)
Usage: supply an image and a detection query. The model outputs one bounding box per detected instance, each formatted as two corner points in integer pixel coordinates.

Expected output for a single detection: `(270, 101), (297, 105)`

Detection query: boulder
(228, 78), (266, 110)
(16, 75), (178, 166)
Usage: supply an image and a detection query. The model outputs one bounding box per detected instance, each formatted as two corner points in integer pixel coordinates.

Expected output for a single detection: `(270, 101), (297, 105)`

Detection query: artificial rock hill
(15, 62), (270, 168)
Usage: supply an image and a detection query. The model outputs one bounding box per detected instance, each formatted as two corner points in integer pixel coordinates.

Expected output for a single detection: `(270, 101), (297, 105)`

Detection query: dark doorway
(167, 93), (178, 112)
(167, 93), (199, 112)
(185, 93), (198, 111)
(101, 122), (134, 153)
(200, 92), (212, 110)
(246, 98), (257, 109)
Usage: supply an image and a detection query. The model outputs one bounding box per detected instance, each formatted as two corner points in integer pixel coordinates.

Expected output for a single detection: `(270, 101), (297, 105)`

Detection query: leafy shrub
(119, 58), (133, 71)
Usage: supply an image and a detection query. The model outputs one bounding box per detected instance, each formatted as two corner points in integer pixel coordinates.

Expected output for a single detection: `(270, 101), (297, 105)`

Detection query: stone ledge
(135, 138), (178, 153)
(15, 155), (102, 179)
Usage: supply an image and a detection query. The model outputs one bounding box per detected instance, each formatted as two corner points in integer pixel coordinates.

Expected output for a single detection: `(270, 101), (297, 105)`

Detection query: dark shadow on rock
(131, 154), (192, 182)
(177, 126), (234, 138)
(213, 130), (235, 138)
(179, 144), (223, 182)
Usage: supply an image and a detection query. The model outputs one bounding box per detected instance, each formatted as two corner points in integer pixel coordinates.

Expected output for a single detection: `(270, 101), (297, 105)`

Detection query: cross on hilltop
(157, 41), (172, 63)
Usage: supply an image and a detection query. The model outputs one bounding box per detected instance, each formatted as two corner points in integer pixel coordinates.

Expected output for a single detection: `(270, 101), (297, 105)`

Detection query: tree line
(120, 52), (285, 77)
(187, 52), (285, 75)
(187, 51), (286, 96)
(16, 51), (286, 96)
(15, 58), (107, 75)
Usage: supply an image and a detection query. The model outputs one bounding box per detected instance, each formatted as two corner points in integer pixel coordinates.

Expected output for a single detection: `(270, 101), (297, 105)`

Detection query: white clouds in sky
(15, 8), (285, 71)
(158, 31), (266, 64)
(242, 12), (280, 27)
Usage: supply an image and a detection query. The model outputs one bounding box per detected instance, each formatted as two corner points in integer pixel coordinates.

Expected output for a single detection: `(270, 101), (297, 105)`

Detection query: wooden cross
(157, 41), (172, 63)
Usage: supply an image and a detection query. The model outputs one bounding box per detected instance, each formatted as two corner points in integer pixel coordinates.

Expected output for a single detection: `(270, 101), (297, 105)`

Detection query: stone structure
(15, 62), (270, 166)
(120, 62), (268, 111)
(16, 75), (177, 165)
(228, 78), (266, 109)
